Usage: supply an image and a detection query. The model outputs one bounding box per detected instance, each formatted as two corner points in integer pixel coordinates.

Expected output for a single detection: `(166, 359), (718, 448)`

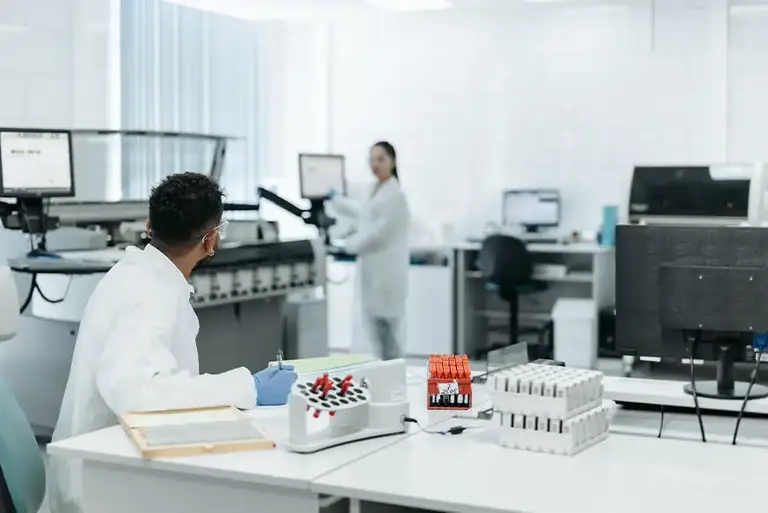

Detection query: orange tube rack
(427, 354), (472, 410)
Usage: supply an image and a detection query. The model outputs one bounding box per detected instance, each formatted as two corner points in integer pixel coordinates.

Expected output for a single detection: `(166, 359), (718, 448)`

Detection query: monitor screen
(503, 190), (559, 227)
(0, 130), (74, 198)
(299, 154), (345, 200)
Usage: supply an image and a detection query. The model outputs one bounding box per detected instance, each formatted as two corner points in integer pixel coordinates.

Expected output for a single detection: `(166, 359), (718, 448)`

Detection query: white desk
(48, 372), (768, 513)
(46, 375), (473, 513)
(313, 412), (768, 513)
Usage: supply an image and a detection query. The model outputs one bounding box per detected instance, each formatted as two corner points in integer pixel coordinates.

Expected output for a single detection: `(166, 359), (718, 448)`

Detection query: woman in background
(330, 142), (411, 360)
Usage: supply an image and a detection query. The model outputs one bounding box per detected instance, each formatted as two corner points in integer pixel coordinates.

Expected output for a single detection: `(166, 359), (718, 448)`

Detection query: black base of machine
(683, 381), (768, 401)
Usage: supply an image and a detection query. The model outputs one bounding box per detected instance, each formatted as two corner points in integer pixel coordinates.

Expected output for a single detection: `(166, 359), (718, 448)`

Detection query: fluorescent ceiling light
(366, 0), (453, 12)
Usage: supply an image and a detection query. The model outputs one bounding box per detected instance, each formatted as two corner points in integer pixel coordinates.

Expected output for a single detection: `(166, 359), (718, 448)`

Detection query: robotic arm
(0, 263), (20, 342)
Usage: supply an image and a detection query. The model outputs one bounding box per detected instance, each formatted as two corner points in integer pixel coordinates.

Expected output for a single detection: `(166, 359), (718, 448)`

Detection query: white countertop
(312, 414), (768, 513)
(48, 369), (768, 513)
(46, 370), (484, 491)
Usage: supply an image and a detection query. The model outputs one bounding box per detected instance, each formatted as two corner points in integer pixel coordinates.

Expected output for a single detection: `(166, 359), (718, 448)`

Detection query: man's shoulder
(95, 258), (177, 301)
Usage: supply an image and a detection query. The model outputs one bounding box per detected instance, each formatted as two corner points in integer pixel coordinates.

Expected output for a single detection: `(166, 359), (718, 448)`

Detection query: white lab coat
(331, 178), (410, 356)
(49, 244), (256, 513)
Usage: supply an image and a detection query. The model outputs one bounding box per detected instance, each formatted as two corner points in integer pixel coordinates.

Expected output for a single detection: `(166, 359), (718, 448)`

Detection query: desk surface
(46, 372), (475, 492)
(313, 415), (768, 513)
(48, 371), (768, 513)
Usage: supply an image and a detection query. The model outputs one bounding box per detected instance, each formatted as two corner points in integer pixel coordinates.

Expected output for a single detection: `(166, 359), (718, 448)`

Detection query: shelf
(465, 270), (593, 283)
(475, 310), (552, 321)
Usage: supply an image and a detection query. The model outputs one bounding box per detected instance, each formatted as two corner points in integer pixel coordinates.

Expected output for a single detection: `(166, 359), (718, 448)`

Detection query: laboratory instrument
(617, 224), (768, 400)
(427, 354), (472, 410)
(628, 164), (768, 226)
(502, 189), (560, 233)
(491, 363), (612, 455)
(285, 359), (409, 453)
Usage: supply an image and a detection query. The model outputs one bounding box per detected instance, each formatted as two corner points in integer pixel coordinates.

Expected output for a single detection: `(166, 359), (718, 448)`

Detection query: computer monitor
(299, 154), (345, 200)
(0, 129), (74, 198)
(616, 224), (768, 400)
(502, 189), (559, 232)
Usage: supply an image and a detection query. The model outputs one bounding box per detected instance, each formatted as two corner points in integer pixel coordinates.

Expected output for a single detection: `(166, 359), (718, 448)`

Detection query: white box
(552, 298), (597, 369)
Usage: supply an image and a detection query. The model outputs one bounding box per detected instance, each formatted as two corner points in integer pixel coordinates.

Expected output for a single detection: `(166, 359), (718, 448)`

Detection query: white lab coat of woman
(331, 173), (411, 360)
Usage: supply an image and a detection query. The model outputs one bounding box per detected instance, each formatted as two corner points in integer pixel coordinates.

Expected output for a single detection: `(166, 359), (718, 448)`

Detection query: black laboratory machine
(627, 165), (752, 225)
(616, 224), (768, 400)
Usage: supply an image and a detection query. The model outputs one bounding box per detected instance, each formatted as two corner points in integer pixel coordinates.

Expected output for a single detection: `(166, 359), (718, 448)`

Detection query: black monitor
(616, 224), (768, 400)
(298, 154), (345, 200)
(502, 189), (559, 233)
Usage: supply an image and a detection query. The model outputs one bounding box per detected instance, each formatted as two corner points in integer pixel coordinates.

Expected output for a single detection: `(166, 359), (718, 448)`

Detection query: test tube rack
(491, 363), (614, 456)
(427, 354), (472, 410)
(285, 359), (410, 453)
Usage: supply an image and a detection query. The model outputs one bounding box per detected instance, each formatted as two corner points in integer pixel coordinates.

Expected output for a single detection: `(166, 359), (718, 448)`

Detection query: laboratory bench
(48, 365), (768, 513)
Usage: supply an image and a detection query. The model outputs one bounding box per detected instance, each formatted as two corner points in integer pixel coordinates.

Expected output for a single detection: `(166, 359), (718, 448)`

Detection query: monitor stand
(683, 341), (768, 400)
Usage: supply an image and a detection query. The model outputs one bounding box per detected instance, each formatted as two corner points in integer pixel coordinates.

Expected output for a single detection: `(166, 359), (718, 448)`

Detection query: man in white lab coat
(330, 142), (411, 360)
(49, 173), (297, 513)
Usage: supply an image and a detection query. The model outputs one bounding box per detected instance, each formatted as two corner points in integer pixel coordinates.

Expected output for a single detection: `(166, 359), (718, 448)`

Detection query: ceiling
(161, 0), (768, 21)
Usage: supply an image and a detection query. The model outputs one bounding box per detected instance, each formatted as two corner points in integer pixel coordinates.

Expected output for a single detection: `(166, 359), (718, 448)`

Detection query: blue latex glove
(253, 365), (297, 406)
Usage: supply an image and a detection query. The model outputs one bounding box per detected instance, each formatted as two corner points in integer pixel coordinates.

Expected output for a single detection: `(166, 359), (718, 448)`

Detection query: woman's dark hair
(372, 141), (398, 180)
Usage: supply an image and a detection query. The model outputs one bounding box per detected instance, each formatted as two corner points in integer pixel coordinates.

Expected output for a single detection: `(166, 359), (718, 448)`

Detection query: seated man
(49, 173), (296, 513)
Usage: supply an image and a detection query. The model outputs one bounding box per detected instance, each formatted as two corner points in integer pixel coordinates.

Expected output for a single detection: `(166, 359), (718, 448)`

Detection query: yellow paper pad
(268, 354), (376, 374)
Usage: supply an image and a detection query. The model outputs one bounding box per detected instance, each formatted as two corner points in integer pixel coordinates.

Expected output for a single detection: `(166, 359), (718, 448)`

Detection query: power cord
(401, 416), (479, 436)
(688, 336), (707, 443)
(35, 276), (72, 304)
(19, 274), (73, 313)
(732, 348), (763, 446)
(19, 274), (36, 314)
(657, 404), (665, 439)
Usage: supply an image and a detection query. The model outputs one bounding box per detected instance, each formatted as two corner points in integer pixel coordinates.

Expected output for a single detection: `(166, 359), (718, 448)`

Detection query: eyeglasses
(215, 219), (229, 240)
(202, 219), (229, 244)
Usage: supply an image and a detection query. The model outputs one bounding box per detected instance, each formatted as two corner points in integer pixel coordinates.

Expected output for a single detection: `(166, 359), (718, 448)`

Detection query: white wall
(261, 0), (768, 235)
(0, 0), (119, 201)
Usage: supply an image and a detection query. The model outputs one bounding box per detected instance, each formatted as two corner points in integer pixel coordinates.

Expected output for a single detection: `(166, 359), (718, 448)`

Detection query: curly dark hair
(148, 172), (224, 247)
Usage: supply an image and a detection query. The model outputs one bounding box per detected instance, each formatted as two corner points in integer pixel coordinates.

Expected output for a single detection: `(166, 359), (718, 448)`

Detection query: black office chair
(477, 234), (552, 360)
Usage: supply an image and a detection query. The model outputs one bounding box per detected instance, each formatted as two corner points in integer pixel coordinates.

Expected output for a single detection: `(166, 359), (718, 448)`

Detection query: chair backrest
(477, 235), (533, 299)
(0, 377), (45, 513)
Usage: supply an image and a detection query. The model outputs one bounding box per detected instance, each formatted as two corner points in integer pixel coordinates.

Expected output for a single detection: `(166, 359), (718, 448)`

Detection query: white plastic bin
(552, 298), (597, 369)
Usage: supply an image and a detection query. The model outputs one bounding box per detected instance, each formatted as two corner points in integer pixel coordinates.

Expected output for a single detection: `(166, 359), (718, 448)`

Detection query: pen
(276, 349), (283, 370)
